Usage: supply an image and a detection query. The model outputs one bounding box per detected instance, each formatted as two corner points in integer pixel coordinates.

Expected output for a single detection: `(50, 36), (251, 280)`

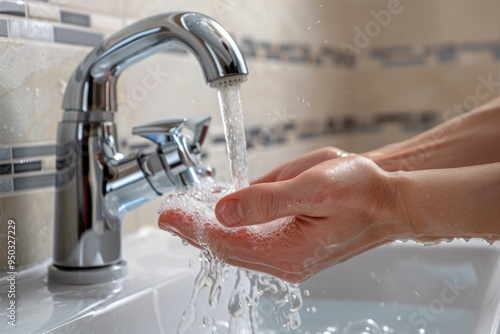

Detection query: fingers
(215, 179), (316, 227)
(253, 147), (347, 184)
(157, 209), (205, 246)
(222, 257), (313, 283)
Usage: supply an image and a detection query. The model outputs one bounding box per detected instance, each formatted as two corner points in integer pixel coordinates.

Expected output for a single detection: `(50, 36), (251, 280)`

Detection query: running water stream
(217, 85), (249, 190)
(215, 84), (303, 333)
(158, 84), (303, 333)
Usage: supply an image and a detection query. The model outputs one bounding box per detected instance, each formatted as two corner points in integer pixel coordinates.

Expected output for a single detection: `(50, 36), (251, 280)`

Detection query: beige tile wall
(0, 40), (88, 144)
(0, 39), (91, 271)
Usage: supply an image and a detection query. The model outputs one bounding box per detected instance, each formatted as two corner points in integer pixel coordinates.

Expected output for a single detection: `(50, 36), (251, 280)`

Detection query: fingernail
(217, 199), (243, 226)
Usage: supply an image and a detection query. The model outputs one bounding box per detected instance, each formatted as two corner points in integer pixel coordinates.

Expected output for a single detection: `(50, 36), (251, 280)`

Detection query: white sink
(0, 228), (199, 334)
(1, 228), (500, 333)
(295, 240), (500, 334)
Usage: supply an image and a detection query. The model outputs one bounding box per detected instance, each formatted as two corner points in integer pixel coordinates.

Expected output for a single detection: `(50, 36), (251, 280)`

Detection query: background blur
(1, 0), (500, 273)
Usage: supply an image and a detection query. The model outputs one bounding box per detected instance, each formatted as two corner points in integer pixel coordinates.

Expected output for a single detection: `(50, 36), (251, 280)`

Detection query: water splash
(159, 179), (304, 333)
(158, 84), (303, 333)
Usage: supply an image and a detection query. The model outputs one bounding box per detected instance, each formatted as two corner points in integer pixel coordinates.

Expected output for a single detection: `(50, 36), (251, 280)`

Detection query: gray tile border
(0, 18), (8, 37)
(0, 164), (12, 175)
(13, 160), (42, 174)
(0, 0), (26, 17)
(12, 144), (56, 159)
(61, 10), (90, 27)
(53, 26), (103, 47)
(13, 174), (55, 191)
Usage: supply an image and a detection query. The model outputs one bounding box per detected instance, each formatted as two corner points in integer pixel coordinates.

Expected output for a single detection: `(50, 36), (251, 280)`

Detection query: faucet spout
(62, 11), (248, 112)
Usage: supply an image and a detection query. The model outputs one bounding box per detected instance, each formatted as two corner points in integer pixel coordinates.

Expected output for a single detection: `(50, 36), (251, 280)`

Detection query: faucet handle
(132, 118), (185, 145)
(184, 116), (211, 151)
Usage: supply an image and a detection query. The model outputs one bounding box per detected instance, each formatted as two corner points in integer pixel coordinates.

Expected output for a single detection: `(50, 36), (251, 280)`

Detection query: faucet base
(48, 261), (128, 285)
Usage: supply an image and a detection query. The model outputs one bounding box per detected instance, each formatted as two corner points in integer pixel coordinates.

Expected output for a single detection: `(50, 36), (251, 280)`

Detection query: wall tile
(0, 19), (7, 37)
(0, 189), (54, 271)
(27, 2), (60, 22)
(90, 12), (124, 33)
(0, 39), (89, 144)
(437, 0), (500, 42)
(50, 0), (122, 16)
(9, 19), (53, 42)
(121, 0), (213, 20)
(53, 25), (103, 46)
(60, 10), (91, 27)
(0, 0), (26, 17)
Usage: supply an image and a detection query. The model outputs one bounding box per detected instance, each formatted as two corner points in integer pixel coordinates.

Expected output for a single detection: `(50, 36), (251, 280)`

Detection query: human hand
(158, 156), (407, 282)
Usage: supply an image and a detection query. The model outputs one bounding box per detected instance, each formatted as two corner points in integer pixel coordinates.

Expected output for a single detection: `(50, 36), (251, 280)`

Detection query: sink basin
(291, 240), (500, 334)
(1, 228), (499, 333)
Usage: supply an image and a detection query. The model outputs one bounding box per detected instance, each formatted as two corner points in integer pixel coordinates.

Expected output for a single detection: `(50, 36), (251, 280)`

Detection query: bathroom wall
(1, 0), (499, 273)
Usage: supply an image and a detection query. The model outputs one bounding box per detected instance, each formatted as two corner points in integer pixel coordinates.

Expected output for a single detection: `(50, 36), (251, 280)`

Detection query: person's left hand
(158, 156), (407, 282)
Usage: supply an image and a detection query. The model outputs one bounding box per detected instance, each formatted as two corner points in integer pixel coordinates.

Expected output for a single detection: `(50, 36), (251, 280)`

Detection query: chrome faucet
(48, 11), (248, 284)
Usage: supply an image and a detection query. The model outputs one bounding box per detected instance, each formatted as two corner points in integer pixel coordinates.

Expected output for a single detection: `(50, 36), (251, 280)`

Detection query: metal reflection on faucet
(48, 11), (248, 284)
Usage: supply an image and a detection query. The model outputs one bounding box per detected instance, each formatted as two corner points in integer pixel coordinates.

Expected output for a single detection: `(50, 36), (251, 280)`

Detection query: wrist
(364, 164), (420, 243)
(389, 170), (431, 241)
(375, 170), (418, 242)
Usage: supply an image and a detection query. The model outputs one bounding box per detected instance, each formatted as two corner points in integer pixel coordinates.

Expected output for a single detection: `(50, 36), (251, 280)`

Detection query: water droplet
(303, 289), (310, 296)
(228, 290), (244, 317)
(483, 238), (496, 245)
(289, 289), (303, 312)
(381, 325), (393, 333)
(202, 315), (213, 328)
(327, 326), (339, 333)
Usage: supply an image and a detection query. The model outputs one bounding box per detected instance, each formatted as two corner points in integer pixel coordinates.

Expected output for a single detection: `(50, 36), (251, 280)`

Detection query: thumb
(215, 180), (308, 227)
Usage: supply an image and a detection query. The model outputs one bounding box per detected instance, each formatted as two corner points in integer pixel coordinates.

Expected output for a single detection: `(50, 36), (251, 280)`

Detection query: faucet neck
(62, 11), (248, 113)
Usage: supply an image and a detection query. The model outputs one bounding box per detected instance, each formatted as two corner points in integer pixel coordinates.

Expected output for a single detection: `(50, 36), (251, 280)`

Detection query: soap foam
(158, 178), (297, 256)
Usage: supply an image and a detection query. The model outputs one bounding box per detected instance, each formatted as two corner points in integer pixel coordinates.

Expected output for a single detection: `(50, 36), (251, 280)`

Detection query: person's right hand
(253, 147), (351, 184)
(159, 155), (408, 282)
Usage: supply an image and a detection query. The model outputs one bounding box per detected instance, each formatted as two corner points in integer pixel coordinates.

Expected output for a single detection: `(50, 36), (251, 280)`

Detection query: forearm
(364, 97), (500, 171)
(395, 162), (500, 242)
